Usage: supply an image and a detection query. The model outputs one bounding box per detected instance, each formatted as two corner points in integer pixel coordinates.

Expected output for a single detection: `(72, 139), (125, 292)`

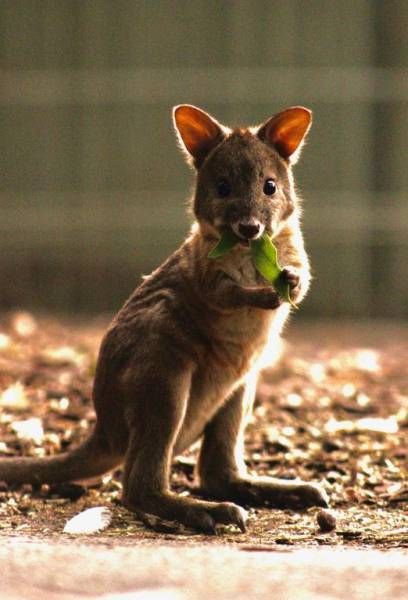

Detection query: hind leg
(121, 362), (247, 533)
(198, 382), (328, 509)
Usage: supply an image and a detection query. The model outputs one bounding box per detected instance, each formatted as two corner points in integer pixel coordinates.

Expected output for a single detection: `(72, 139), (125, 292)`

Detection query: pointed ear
(257, 107), (312, 164)
(173, 104), (227, 167)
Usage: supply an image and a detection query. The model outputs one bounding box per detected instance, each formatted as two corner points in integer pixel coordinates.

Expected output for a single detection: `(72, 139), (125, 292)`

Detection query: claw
(235, 506), (248, 533)
(200, 513), (217, 535)
(237, 516), (247, 533)
(315, 488), (329, 508)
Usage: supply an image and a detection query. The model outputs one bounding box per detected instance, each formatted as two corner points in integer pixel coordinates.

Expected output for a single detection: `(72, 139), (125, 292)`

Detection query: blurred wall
(0, 0), (407, 318)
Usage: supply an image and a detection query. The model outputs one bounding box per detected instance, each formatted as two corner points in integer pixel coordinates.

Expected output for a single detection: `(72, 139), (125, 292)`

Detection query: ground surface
(0, 313), (406, 551)
(1, 541), (407, 600)
(0, 313), (408, 600)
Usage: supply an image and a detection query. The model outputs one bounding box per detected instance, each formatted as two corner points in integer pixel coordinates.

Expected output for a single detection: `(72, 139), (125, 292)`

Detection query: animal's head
(173, 104), (312, 241)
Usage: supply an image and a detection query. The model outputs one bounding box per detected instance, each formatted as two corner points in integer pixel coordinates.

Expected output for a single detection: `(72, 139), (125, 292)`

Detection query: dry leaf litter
(0, 312), (406, 548)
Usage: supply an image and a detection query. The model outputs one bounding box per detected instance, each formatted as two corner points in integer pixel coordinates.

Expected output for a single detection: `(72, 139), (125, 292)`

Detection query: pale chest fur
(183, 275), (289, 451)
(205, 246), (290, 377)
(216, 245), (259, 288)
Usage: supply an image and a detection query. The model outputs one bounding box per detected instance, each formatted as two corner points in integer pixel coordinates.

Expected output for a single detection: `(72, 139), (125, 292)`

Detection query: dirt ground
(0, 312), (406, 549)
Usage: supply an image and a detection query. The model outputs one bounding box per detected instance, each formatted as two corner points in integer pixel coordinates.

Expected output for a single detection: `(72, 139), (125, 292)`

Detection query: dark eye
(263, 178), (277, 196)
(216, 179), (231, 198)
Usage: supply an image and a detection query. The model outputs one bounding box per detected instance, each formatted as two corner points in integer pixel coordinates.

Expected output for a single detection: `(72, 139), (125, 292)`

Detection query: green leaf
(208, 229), (240, 258)
(250, 234), (282, 283)
(251, 233), (298, 309)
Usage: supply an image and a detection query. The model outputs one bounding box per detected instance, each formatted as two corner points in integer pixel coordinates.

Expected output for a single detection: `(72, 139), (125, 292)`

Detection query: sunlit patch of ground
(0, 313), (406, 548)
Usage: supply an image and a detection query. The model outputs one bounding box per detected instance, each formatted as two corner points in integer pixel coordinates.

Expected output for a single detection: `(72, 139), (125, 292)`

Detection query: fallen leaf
(356, 417), (399, 434)
(324, 416), (399, 435)
(0, 333), (11, 350)
(353, 349), (380, 373)
(63, 506), (112, 534)
(40, 346), (85, 368)
(12, 312), (38, 337)
(324, 418), (355, 434)
(11, 417), (44, 444)
(0, 382), (29, 411)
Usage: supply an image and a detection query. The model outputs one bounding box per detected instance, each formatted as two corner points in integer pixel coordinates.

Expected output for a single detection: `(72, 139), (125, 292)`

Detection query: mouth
(231, 220), (265, 242)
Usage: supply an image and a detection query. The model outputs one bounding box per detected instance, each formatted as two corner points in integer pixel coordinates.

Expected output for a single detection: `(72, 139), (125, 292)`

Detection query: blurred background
(0, 0), (407, 319)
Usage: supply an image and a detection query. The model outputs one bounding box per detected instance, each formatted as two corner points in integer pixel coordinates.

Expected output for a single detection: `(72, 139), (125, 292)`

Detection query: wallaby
(0, 105), (328, 533)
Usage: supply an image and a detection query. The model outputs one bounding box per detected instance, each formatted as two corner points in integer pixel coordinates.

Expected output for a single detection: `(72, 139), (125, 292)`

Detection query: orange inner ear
(262, 108), (311, 160)
(174, 105), (222, 160)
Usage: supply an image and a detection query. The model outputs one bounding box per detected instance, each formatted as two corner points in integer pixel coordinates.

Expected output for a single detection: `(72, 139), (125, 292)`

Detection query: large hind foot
(204, 476), (329, 510)
(124, 492), (247, 534)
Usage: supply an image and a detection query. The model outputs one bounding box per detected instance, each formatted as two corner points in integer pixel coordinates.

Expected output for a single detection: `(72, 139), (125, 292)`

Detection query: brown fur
(0, 105), (327, 533)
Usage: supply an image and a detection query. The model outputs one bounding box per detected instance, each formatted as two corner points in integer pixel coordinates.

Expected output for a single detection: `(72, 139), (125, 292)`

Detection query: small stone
(316, 509), (336, 533)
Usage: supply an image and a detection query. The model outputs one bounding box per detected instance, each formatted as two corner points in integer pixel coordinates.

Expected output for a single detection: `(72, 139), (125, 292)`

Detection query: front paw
(279, 267), (301, 300)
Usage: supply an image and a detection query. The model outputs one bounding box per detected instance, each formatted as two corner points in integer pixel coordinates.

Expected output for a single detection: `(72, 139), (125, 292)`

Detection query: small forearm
(208, 275), (281, 311)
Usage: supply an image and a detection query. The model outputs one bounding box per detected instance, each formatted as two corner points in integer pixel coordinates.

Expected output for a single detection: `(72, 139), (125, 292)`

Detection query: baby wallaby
(0, 105), (328, 533)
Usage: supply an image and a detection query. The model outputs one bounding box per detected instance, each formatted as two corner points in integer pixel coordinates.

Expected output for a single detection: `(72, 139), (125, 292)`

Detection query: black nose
(238, 222), (260, 239)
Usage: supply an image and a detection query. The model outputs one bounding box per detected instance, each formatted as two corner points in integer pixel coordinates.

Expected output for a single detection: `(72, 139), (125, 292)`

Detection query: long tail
(0, 431), (122, 485)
